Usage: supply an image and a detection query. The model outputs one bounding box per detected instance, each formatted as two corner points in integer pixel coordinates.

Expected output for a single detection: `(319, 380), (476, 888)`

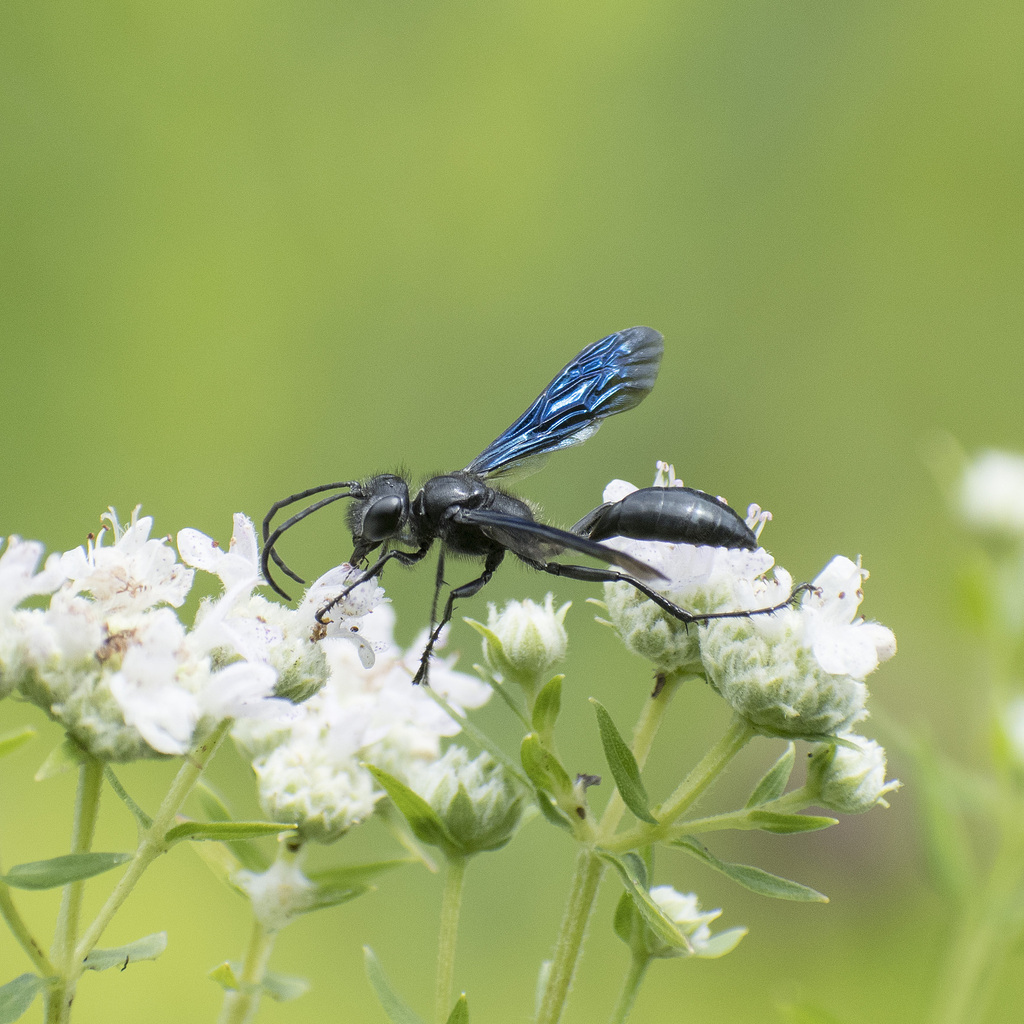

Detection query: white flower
(959, 450), (1024, 538)
(59, 507), (193, 612)
(234, 603), (492, 843)
(177, 512), (262, 591)
(9, 507), (290, 760)
(701, 555), (896, 738)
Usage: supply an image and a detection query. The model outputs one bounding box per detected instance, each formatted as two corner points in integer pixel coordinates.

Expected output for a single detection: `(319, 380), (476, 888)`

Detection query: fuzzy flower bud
(408, 746), (525, 856)
(471, 595), (569, 688)
(806, 734), (900, 813)
(616, 882), (745, 961)
(701, 556), (896, 739)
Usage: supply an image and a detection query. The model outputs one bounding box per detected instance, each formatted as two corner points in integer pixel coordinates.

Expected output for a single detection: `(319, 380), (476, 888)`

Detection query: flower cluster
(233, 604), (492, 843)
(0, 509), (379, 761)
(597, 462), (897, 793)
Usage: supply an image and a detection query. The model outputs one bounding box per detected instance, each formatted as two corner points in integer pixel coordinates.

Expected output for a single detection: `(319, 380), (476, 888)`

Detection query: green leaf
(306, 858), (416, 889)
(34, 737), (85, 781)
(261, 971), (310, 1002)
(208, 962), (241, 991)
(598, 852), (690, 953)
(3, 852), (131, 890)
(301, 883), (372, 914)
(746, 743), (796, 806)
(165, 820), (295, 844)
(692, 926), (747, 958)
(364, 765), (455, 851)
(363, 947), (427, 1024)
(194, 782), (235, 823)
(746, 810), (837, 834)
(0, 975), (44, 1023)
(189, 837), (247, 896)
(531, 675), (563, 739)
(590, 700), (657, 824)
(445, 994), (469, 1024)
(675, 837), (828, 902)
(83, 932), (167, 971)
(520, 735), (573, 797)
(0, 728), (35, 761)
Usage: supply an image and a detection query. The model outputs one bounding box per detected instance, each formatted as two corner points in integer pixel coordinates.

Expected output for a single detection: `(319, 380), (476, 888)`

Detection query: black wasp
(261, 327), (795, 684)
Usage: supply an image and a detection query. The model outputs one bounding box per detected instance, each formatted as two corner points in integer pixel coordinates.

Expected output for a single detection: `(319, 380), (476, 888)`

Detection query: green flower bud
(254, 744), (379, 844)
(472, 595), (570, 689)
(701, 615), (868, 738)
(410, 746), (525, 856)
(806, 734), (899, 813)
(602, 583), (703, 674)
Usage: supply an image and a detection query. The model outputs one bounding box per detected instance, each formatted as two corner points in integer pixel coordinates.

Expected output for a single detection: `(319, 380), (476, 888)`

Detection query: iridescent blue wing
(466, 326), (664, 480)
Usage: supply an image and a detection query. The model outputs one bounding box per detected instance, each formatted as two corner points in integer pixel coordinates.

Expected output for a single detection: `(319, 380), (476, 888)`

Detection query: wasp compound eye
(361, 495), (405, 542)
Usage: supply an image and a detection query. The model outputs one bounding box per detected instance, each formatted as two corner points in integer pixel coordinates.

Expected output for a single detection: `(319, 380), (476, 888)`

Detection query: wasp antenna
(261, 487), (358, 599)
(262, 481), (361, 545)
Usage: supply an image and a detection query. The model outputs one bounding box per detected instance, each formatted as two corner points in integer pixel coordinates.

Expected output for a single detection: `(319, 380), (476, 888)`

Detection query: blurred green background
(2, 0), (1022, 1020)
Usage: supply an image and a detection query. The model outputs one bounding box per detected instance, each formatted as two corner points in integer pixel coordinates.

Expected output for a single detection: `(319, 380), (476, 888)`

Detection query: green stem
(597, 673), (685, 840)
(72, 719), (233, 974)
(0, 868), (55, 977)
(609, 715), (755, 851)
(608, 955), (649, 1024)
(217, 918), (278, 1024)
(534, 674), (690, 1024)
(535, 848), (605, 1024)
(45, 756), (104, 1024)
(435, 853), (468, 1024)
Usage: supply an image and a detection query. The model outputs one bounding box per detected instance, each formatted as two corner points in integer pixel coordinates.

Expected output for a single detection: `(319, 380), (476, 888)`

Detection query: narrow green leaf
(0, 975), (44, 1024)
(83, 932), (167, 971)
(194, 782), (234, 823)
(302, 883), (372, 914)
(189, 839), (247, 896)
(364, 765), (454, 851)
(0, 728), (35, 761)
(746, 743), (796, 807)
(165, 820), (295, 844)
(3, 852), (131, 890)
(590, 700), (657, 824)
(692, 926), (747, 958)
(306, 858), (416, 889)
(446, 994), (469, 1024)
(34, 738), (84, 781)
(532, 790), (573, 831)
(598, 852), (690, 953)
(531, 675), (563, 738)
(675, 837), (828, 902)
(520, 735), (573, 796)
(103, 768), (152, 829)
(208, 962), (241, 991)
(261, 971), (310, 1002)
(363, 947), (427, 1024)
(746, 810), (837, 835)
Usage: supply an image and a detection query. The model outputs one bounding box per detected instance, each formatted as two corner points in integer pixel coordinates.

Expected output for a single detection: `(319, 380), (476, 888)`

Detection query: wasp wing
(453, 507), (666, 583)
(466, 326), (664, 480)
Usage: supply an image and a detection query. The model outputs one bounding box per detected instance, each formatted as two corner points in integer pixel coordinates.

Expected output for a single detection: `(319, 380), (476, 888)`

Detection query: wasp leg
(528, 560), (809, 623)
(412, 549), (505, 686)
(315, 543), (432, 624)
